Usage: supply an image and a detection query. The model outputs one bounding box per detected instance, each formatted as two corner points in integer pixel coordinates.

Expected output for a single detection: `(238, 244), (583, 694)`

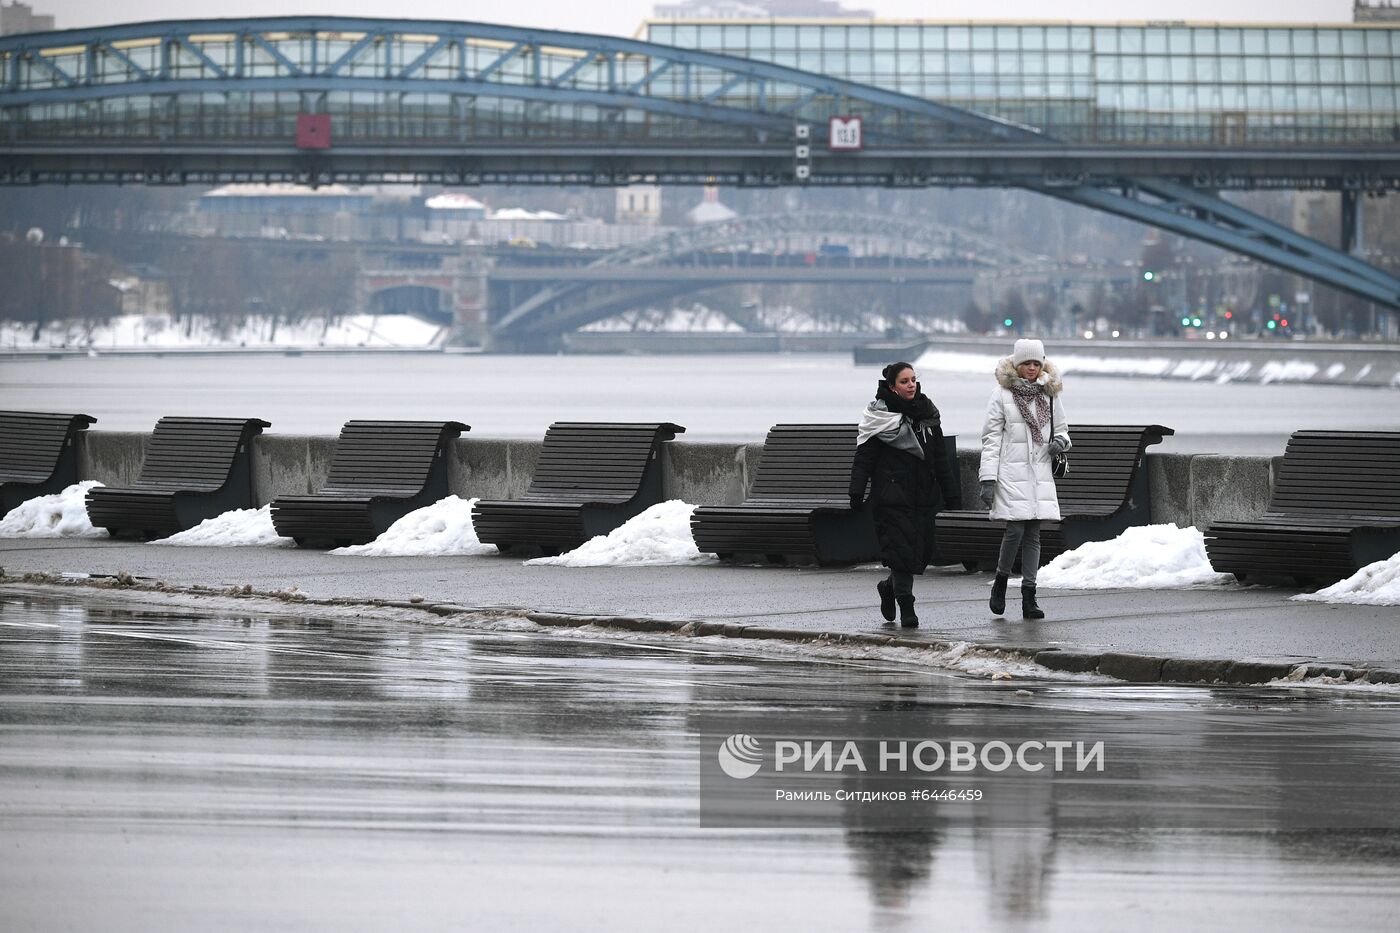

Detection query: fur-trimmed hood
(995, 357), (1063, 396)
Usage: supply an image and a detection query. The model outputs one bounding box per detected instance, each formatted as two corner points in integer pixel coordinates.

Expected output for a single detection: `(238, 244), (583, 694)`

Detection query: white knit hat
(1012, 338), (1045, 365)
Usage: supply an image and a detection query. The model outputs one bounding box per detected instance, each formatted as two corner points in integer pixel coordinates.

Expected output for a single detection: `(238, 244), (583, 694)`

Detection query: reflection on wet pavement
(2, 592), (1400, 931)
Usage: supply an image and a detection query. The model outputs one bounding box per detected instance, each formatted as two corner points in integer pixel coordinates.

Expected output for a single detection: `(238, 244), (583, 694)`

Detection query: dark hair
(882, 361), (915, 385)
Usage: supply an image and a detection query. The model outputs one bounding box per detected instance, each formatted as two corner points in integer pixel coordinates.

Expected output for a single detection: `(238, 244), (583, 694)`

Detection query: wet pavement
(2, 537), (1399, 670)
(3, 592), (1400, 931)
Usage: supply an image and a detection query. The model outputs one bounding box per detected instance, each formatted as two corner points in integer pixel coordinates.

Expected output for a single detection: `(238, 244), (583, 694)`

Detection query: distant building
(1355, 1), (1400, 21)
(0, 1), (54, 35)
(424, 193), (487, 221)
(652, 0), (872, 19)
(686, 187), (738, 225)
(616, 185), (662, 226)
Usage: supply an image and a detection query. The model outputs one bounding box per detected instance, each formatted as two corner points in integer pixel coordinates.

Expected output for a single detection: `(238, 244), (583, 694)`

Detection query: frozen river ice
(4, 351), (1395, 453)
(3, 592), (1400, 930)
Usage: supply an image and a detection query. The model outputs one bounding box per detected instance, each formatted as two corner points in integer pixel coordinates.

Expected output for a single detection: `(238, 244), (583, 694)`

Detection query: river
(4, 352), (1395, 454)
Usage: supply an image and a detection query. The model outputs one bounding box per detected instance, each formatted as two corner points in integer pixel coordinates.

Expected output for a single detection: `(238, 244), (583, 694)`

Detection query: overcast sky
(36, 1), (1361, 40)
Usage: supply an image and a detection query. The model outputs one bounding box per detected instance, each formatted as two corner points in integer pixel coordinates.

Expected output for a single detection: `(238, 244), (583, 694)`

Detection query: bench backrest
(748, 424), (857, 503)
(323, 420), (469, 493)
(525, 422), (685, 500)
(136, 417), (270, 490)
(1269, 430), (1400, 518)
(0, 411), (95, 482)
(1054, 425), (1174, 512)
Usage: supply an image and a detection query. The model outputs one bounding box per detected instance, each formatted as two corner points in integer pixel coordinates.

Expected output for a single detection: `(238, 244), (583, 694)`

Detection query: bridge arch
(492, 210), (1023, 343)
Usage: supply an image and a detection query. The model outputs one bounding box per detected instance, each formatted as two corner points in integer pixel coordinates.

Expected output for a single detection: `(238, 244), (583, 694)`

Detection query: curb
(3, 568), (1396, 688)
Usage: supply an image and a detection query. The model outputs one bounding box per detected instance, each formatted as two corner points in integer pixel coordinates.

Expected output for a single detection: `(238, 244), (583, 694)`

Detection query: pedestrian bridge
(1, 16), (1398, 308)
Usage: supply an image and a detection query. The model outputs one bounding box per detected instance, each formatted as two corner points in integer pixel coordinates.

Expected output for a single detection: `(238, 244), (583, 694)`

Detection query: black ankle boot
(896, 595), (918, 628)
(1022, 583), (1045, 620)
(989, 573), (1009, 616)
(877, 578), (896, 622)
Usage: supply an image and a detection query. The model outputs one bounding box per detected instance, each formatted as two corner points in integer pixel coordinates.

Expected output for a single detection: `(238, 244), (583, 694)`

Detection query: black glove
(849, 494), (864, 512)
(1048, 436), (1069, 456)
(978, 480), (996, 509)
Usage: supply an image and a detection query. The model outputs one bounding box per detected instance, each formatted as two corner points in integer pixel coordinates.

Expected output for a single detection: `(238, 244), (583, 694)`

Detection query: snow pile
(1038, 524), (1233, 589)
(527, 500), (714, 567)
(1293, 551), (1400, 607)
(0, 312), (442, 350)
(332, 496), (496, 557)
(154, 505), (293, 547)
(1258, 360), (1320, 384)
(0, 481), (106, 538)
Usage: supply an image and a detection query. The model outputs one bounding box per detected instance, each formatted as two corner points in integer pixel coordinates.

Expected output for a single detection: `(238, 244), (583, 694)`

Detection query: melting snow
(1038, 524), (1233, 589)
(1293, 551), (1400, 607)
(332, 496), (496, 557)
(527, 500), (714, 567)
(155, 505), (292, 547)
(0, 481), (106, 538)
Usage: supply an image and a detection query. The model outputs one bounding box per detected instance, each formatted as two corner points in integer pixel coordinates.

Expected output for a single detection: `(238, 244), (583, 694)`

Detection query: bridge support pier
(1341, 190), (1364, 256)
(448, 246), (492, 348)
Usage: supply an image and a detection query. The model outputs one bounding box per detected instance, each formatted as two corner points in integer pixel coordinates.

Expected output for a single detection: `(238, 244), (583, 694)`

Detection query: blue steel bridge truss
(1, 16), (1397, 310)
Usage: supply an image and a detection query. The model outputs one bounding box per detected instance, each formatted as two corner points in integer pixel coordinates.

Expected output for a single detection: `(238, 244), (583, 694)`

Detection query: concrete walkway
(2, 537), (1397, 682)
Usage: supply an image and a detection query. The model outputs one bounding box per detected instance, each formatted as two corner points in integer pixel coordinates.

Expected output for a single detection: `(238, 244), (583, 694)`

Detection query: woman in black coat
(849, 361), (958, 628)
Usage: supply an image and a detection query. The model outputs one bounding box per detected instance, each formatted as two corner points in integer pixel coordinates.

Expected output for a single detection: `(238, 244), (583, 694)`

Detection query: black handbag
(1049, 396), (1069, 478)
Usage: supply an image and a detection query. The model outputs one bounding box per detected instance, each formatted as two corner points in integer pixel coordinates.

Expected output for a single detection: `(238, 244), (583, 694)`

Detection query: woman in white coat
(978, 338), (1070, 619)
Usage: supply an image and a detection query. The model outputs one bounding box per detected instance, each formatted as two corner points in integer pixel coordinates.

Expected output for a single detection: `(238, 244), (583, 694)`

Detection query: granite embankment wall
(75, 433), (1276, 533)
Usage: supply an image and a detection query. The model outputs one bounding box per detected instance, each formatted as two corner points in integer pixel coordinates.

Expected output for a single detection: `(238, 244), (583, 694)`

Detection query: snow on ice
(0, 481), (106, 538)
(1038, 524), (1233, 589)
(527, 500), (714, 567)
(332, 496), (496, 557)
(0, 313), (442, 350)
(913, 348), (1338, 385)
(154, 505), (293, 547)
(1293, 551), (1400, 607)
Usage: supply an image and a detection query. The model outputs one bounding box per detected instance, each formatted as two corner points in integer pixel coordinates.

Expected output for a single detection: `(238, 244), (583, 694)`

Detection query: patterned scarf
(1009, 380), (1051, 445)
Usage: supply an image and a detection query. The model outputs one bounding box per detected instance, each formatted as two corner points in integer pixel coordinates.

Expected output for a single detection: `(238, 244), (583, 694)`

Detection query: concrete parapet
(77, 432), (147, 487)
(449, 437), (539, 501)
(253, 435), (313, 501)
(68, 432), (1308, 534)
(1147, 453), (1194, 528)
(1188, 454), (1277, 529)
(662, 441), (749, 505)
(955, 449), (981, 510)
(741, 442), (766, 498)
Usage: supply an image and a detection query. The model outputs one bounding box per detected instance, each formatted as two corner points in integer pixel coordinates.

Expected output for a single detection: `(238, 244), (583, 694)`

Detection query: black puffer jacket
(849, 384), (958, 574)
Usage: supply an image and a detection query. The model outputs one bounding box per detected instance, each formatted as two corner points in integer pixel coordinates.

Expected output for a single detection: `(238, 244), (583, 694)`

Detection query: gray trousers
(996, 520), (1043, 585)
(886, 569), (915, 598)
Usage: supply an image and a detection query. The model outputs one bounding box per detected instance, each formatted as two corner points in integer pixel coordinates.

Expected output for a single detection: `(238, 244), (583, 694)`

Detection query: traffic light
(1003, 318), (1014, 328)
(1143, 270), (1156, 282)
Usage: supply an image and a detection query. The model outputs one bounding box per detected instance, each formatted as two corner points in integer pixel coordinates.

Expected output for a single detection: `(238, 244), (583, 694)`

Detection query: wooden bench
(0, 410), (96, 517)
(472, 422), (684, 554)
(85, 417), (270, 538)
(269, 420), (469, 547)
(690, 423), (960, 565)
(937, 424), (1174, 571)
(1205, 430), (1400, 584)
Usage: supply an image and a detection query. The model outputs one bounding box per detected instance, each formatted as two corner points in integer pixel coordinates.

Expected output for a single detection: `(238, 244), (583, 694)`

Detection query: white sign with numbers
(828, 116), (862, 151)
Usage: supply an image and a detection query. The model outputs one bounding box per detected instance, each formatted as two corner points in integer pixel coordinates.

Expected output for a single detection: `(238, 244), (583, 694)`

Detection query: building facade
(645, 19), (1400, 146)
(0, 2), (53, 36)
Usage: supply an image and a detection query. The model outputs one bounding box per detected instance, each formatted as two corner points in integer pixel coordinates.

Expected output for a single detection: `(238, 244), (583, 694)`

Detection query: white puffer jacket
(979, 357), (1070, 522)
